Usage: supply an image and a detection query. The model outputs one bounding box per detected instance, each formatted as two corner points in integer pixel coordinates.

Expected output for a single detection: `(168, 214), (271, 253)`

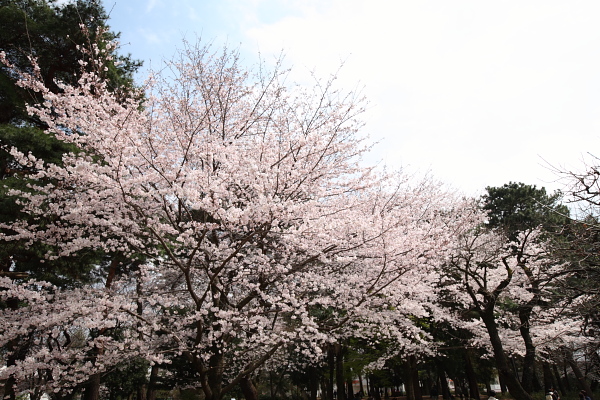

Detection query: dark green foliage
(0, 0), (141, 126)
(103, 358), (150, 400)
(483, 182), (570, 241)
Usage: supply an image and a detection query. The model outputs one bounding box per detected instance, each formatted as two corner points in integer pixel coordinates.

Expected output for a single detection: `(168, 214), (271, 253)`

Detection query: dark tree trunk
(439, 372), (451, 400)
(347, 379), (354, 399)
(240, 376), (259, 400)
(147, 365), (159, 400)
(82, 373), (101, 400)
(336, 344), (346, 400)
(562, 361), (571, 391)
(543, 362), (554, 392)
(328, 345), (336, 400)
(358, 372), (365, 396)
(532, 363), (542, 393)
(485, 381), (492, 397)
(480, 308), (532, 400)
(464, 349), (481, 400)
(403, 359), (415, 400)
(498, 370), (508, 395)
(410, 356), (422, 400)
(552, 364), (567, 395)
(308, 366), (319, 400)
(198, 351), (226, 400)
(518, 304), (536, 393)
(567, 358), (594, 400)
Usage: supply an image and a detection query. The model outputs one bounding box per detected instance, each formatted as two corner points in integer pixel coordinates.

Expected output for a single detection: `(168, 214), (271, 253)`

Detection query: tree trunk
(358, 372), (365, 397)
(308, 366), (319, 400)
(82, 373), (101, 400)
(518, 303), (536, 393)
(552, 364), (567, 396)
(532, 363), (542, 393)
(438, 369), (451, 400)
(543, 362), (554, 393)
(347, 379), (354, 400)
(480, 308), (532, 400)
(336, 344), (347, 400)
(200, 352), (225, 400)
(146, 365), (159, 400)
(403, 359), (415, 400)
(410, 356), (422, 400)
(327, 345), (335, 400)
(240, 376), (259, 400)
(567, 358), (594, 400)
(82, 258), (122, 400)
(562, 361), (571, 391)
(498, 370), (508, 395)
(464, 349), (481, 400)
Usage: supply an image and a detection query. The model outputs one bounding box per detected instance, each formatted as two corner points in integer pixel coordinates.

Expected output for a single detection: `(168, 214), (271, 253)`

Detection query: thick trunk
(308, 366), (319, 400)
(403, 358), (415, 400)
(567, 358), (594, 400)
(200, 352), (225, 400)
(439, 371), (451, 400)
(146, 365), (159, 400)
(464, 349), (481, 400)
(82, 373), (101, 400)
(347, 379), (354, 399)
(240, 376), (259, 400)
(543, 362), (554, 392)
(480, 308), (532, 400)
(321, 376), (330, 400)
(519, 305), (536, 393)
(552, 364), (567, 395)
(410, 356), (422, 400)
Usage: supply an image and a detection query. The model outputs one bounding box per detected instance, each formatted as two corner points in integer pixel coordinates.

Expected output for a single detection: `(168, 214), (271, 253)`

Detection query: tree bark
(552, 364), (567, 395)
(328, 345), (336, 400)
(410, 356), (422, 400)
(567, 358), (594, 400)
(436, 366), (451, 400)
(240, 376), (259, 400)
(147, 365), (159, 400)
(82, 373), (101, 400)
(402, 357), (415, 400)
(480, 308), (532, 400)
(542, 362), (554, 393)
(336, 344), (347, 400)
(464, 349), (481, 400)
(358, 372), (365, 397)
(308, 366), (319, 400)
(517, 283), (538, 393)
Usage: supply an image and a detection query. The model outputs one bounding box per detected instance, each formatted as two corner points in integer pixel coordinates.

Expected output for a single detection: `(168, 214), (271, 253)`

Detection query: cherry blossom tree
(442, 224), (580, 400)
(0, 41), (477, 400)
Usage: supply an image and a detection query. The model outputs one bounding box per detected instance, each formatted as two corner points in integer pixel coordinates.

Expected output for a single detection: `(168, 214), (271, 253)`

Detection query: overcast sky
(102, 0), (600, 197)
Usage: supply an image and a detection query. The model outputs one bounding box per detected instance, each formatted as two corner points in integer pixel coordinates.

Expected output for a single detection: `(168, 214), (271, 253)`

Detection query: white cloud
(240, 0), (600, 194)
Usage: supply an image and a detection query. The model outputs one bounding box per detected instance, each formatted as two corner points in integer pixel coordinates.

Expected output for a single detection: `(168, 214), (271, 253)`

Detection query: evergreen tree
(0, 0), (141, 285)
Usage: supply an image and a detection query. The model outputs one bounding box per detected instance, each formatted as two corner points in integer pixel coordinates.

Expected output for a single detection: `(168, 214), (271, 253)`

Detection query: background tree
(483, 182), (569, 240)
(555, 157), (600, 397)
(482, 182), (571, 394)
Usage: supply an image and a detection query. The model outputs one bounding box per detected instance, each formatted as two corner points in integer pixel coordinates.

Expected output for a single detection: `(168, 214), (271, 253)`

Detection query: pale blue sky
(102, 0), (600, 196)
